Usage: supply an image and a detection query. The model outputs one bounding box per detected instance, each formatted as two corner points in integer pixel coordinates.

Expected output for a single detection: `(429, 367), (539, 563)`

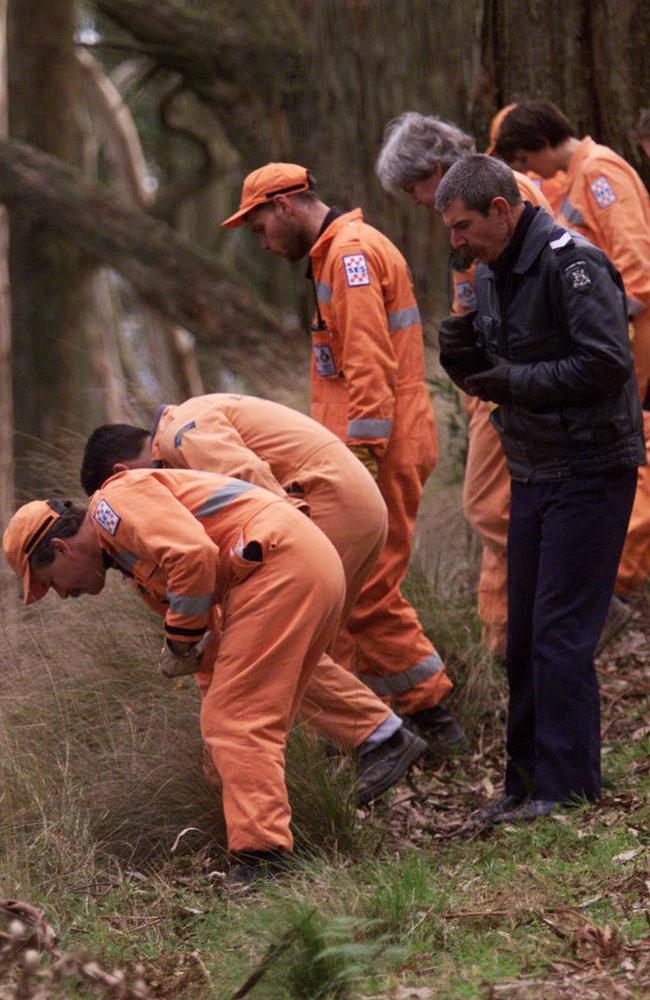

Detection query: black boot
(227, 849), (289, 888)
(356, 726), (427, 806)
(404, 704), (470, 757)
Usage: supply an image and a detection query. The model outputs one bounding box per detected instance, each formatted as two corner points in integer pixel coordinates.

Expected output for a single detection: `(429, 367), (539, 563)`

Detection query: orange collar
(310, 208), (363, 258)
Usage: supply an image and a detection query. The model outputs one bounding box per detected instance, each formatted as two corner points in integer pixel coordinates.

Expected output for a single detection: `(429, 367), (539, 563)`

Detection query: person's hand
(348, 444), (379, 479)
(438, 312), (478, 355)
(159, 632), (213, 678)
(464, 357), (512, 404)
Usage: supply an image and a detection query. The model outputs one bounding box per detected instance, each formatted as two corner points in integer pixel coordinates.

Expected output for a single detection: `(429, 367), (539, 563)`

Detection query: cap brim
(220, 204), (257, 229)
(23, 563), (49, 605)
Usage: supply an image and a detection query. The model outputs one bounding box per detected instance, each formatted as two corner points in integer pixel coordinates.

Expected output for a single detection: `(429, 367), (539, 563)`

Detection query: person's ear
(113, 461), (130, 474)
(51, 538), (70, 557)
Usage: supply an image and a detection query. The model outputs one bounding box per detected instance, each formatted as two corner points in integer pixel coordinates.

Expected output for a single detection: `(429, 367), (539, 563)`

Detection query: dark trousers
(505, 468), (637, 803)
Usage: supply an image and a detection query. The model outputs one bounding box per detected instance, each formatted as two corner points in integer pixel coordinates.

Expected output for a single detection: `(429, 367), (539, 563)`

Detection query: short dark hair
(29, 501), (87, 571)
(81, 424), (149, 496)
(435, 154), (522, 215)
(494, 100), (574, 160)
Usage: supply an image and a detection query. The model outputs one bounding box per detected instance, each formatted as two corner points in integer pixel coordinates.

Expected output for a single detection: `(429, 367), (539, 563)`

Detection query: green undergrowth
(1, 422), (648, 996)
(1, 732), (647, 998)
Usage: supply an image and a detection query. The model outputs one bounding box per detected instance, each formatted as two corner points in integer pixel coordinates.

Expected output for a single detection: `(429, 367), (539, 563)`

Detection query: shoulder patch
(456, 281), (477, 310)
(94, 498), (121, 536)
(589, 175), (617, 209)
(342, 253), (370, 287)
(563, 259), (592, 293)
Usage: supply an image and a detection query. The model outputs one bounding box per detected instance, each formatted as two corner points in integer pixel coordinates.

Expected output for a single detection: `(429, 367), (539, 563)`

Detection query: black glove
(464, 357), (513, 405)
(438, 312), (478, 356)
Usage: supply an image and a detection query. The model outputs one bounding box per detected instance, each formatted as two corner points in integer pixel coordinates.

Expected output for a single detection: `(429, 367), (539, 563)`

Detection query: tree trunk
(7, 0), (84, 458)
(0, 137), (298, 378)
(474, 0), (650, 184)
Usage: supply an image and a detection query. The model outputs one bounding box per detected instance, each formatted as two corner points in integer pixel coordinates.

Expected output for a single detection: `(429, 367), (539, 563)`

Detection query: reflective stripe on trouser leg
(359, 651), (444, 695)
(199, 504), (345, 853)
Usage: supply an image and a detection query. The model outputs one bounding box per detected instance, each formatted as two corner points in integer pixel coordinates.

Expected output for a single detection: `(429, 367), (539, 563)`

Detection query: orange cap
(2, 500), (64, 604)
(221, 162), (312, 228)
(486, 103), (518, 155)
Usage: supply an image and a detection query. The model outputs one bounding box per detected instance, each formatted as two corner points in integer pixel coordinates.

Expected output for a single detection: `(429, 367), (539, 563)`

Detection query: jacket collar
(509, 206), (559, 275)
(310, 208), (363, 258)
(480, 207), (560, 281)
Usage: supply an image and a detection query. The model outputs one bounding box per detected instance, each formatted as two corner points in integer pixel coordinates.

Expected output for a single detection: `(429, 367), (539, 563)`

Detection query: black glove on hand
(464, 356), (513, 405)
(438, 312), (478, 355)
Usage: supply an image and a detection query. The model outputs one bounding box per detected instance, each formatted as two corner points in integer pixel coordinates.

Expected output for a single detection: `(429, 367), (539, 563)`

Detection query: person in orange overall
(495, 99), (650, 605)
(221, 164), (466, 752)
(376, 111), (553, 656)
(79, 394), (434, 773)
(2, 470), (425, 885)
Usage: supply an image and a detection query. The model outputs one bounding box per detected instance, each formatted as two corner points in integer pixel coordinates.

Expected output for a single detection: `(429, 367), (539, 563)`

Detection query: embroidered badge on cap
(456, 281), (477, 310)
(589, 176), (617, 209)
(343, 254), (370, 287)
(94, 498), (121, 535)
(563, 260), (592, 292)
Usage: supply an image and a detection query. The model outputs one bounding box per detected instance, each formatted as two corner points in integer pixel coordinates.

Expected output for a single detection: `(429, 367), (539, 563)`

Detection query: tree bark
(474, 0), (650, 183)
(7, 0), (84, 451)
(0, 137), (295, 373)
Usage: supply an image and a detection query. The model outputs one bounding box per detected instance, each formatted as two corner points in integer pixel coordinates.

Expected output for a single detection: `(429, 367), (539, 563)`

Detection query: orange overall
(557, 137), (650, 593)
(308, 209), (451, 715)
(150, 392), (391, 748)
(452, 175), (553, 654)
(89, 467), (346, 854)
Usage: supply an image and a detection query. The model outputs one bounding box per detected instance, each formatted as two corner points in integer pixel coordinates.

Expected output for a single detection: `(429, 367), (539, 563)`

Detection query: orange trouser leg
(462, 398), (510, 655)
(336, 459), (452, 716)
(294, 441), (392, 744)
(298, 652), (391, 749)
(300, 442), (389, 622)
(616, 318), (650, 593)
(198, 507), (345, 854)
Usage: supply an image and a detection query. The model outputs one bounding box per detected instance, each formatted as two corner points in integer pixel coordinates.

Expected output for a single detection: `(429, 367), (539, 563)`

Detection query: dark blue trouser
(505, 468), (637, 803)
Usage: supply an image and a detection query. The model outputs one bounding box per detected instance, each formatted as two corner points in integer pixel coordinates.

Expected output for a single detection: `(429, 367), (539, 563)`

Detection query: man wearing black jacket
(435, 154), (645, 823)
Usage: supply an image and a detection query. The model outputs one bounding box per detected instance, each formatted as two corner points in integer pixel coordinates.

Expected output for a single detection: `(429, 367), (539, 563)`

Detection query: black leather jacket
(442, 209), (645, 482)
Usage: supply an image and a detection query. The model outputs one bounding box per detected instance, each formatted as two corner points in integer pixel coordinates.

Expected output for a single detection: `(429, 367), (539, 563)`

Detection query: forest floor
(0, 583), (648, 999)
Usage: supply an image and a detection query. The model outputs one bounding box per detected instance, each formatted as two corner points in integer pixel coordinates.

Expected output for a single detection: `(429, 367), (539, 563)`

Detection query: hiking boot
(226, 849), (289, 889)
(356, 726), (427, 806)
(595, 595), (632, 656)
(404, 704), (470, 757)
(475, 793), (527, 824)
(490, 798), (561, 824)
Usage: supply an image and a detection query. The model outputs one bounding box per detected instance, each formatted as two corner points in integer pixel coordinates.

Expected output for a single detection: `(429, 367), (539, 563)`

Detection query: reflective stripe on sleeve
(388, 305), (421, 331)
(194, 481), (257, 517)
(174, 421), (197, 447)
(115, 549), (138, 571)
(359, 651), (444, 696)
(559, 198), (585, 227)
(315, 281), (332, 304)
(165, 591), (214, 615)
(347, 417), (393, 439)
